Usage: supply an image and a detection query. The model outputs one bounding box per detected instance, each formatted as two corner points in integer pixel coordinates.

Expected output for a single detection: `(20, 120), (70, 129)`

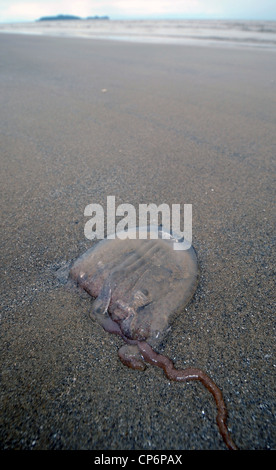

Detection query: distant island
(37, 15), (81, 21)
(86, 16), (109, 20)
(37, 14), (109, 22)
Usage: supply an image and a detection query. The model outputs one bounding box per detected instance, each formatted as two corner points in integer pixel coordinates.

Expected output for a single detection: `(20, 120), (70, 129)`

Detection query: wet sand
(0, 34), (275, 450)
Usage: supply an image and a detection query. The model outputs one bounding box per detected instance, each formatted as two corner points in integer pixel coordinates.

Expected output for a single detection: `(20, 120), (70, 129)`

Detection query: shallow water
(1, 19), (276, 49)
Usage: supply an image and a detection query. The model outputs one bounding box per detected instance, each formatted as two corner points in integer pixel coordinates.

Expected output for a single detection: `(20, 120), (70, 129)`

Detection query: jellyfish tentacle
(90, 280), (111, 319)
(137, 341), (238, 451)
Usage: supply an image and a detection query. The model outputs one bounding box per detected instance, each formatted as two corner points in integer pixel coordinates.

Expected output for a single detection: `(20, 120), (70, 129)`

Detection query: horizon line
(1, 16), (276, 24)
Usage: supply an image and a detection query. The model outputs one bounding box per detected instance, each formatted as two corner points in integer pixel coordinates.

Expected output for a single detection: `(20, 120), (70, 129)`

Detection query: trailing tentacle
(137, 341), (238, 450)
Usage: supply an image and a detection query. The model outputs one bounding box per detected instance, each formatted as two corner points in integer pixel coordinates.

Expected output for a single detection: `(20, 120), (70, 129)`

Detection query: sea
(0, 19), (276, 49)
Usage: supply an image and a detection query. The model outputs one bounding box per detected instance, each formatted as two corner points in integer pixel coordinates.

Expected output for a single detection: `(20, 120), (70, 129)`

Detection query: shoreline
(0, 18), (275, 50)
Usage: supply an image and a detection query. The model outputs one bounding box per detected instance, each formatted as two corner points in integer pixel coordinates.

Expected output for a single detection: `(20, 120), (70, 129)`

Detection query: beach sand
(1, 33), (275, 450)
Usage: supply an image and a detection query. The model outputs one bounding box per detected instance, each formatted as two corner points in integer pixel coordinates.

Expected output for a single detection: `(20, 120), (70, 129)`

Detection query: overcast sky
(1, 0), (276, 23)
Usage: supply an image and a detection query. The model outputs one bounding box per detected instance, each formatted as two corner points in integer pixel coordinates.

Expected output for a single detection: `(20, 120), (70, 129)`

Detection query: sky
(1, 0), (276, 23)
